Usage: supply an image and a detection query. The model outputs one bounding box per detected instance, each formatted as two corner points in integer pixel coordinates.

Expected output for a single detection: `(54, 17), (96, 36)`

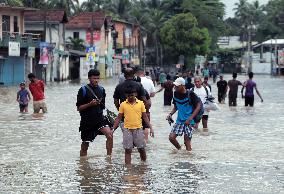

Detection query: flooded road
(0, 74), (283, 193)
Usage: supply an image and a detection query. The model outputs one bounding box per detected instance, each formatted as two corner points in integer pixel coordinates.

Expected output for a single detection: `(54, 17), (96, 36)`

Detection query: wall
(0, 9), (24, 39)
(65, 29), (87, 42)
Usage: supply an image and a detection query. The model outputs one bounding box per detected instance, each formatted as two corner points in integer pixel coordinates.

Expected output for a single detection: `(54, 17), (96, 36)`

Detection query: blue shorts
(171, 123), (194, 139)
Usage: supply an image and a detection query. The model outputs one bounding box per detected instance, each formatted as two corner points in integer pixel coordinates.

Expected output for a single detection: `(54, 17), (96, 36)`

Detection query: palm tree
(47, 0), (79, 16)
(68, 37), (85, 51)
(81, 0), (105, 12)
(147, 8), (166, 66)
(103, 0), (132, 20)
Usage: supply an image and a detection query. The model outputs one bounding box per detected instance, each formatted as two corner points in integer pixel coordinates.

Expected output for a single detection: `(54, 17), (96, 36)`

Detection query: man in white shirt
(192, 76), (211, 131)
(136, 68), (155, 97)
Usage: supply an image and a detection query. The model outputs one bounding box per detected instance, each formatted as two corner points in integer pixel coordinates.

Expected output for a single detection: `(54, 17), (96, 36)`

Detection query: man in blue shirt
(167, 77), (201, 151)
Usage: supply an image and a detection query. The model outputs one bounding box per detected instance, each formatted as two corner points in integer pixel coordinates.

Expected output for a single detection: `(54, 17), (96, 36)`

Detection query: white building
(24, 10), (69, 81)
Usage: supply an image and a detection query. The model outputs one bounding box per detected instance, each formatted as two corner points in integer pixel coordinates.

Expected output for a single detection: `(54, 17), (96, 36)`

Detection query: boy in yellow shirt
(113, 87), (154, 164)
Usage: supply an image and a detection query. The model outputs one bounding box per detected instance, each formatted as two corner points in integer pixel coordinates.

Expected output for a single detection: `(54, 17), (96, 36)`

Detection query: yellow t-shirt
(119, 99), (146, 129)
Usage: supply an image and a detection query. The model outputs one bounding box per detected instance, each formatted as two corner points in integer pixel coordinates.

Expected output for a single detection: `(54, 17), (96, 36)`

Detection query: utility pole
(247, 25), (252, 73)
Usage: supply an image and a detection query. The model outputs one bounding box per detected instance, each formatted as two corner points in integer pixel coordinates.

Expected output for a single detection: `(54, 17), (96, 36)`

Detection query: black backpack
(187, 90), (204, 123)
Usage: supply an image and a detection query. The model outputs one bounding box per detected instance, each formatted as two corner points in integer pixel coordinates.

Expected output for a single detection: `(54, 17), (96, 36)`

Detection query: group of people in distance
(217, 72), (263, 107)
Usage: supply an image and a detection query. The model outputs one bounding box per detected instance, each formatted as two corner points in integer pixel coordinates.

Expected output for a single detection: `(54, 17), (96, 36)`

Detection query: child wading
(17, 82), (31, 113)
(113, 87), (154, 165)
(167, 77), (201, 151)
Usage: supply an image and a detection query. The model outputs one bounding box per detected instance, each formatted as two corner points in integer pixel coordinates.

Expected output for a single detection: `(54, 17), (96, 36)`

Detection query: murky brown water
(0, 74), (283, 193)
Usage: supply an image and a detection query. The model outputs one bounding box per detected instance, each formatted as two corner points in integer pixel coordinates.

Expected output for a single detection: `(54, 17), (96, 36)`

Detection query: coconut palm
(47, 0), (79, 16)
(81, 0), (105, 12)
(103, 0), (132, 20)
(68, 37), (85, 51)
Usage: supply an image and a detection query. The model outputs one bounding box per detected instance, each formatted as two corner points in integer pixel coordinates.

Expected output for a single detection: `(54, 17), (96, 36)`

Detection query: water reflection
(77, 157), (150, 193)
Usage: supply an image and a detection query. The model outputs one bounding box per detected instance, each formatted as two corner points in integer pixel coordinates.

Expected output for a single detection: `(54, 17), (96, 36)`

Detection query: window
(14, 16), (19, 32)
(2, 15), (10, 32)
(73, 32), (79, 39)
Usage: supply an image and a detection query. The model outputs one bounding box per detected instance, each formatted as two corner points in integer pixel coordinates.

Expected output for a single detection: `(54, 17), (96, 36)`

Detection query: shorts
(229, 97), (237, 106)
(19, 104), (28, 112)
(80, 118), (110, 142)
(245, 96), (254, 107)
(171, 123), (194, 139)
(122, 128), (146, 149)
(33, 100), (47, 113)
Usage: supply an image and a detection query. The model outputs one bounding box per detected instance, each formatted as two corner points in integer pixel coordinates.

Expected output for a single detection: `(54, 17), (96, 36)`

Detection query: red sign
(86, 31), (101, 44)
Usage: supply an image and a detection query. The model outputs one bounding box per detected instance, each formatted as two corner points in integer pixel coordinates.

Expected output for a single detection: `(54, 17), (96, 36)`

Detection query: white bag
(204, 97), (219, 111)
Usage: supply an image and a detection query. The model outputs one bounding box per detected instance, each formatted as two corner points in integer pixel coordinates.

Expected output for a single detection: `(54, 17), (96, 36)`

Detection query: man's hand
(184, 119), (192, 126)
(89, 99), (100, 106)
(150, 127), (154, 138)
(261, 99), (264, 103)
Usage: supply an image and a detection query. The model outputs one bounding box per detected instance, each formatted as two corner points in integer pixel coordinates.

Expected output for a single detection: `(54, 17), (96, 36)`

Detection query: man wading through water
(76, 69), (113, 157)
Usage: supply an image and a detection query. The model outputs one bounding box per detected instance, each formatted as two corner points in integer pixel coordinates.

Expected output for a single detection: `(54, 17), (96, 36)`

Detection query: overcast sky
(78, 0), (270, 19)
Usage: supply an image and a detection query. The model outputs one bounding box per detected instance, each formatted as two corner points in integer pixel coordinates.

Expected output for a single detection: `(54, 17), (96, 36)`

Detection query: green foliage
(6, 0), (23, 6)
(160, 13), (211, 65)
(68, 37), (85, 51)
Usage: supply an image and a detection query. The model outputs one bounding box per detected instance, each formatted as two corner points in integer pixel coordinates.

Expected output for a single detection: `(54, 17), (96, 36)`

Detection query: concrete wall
(65, 29), (87, 42)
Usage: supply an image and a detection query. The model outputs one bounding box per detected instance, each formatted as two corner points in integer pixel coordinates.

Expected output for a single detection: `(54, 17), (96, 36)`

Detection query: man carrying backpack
(76, 69), (113, 157)
(192, 76), (211, 131)
(167, 77), (201, 151)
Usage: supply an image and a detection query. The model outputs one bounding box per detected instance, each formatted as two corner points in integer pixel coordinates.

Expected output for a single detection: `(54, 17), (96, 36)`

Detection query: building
(112, 19), (141, 69)
(66, 11), (114, 79)
(65, 11), (141, 79)
(24, 10), (69, 82)
(0, 5), (40, 85)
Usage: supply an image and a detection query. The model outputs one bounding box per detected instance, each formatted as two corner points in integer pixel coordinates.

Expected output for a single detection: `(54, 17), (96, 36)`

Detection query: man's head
(232, 72), (237, 79)
(194, 76), (202, 88)
(219, 75), (224, 80)
(203, 76), (209, 84)
(19, 82), (25, 89)
(124, 68), (135, 80)
(125, 87), (137, 102)
(88, 69), (100, 86)
(136, 67), (145, 77)
(248, 72), (254, 79)
(166, 74), (171, 80)
(28, 73), (36, 82)
(173, 77), (186, 93)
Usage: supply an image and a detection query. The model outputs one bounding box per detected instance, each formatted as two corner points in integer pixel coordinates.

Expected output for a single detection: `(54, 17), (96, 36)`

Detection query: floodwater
(0, 74), (283, 194)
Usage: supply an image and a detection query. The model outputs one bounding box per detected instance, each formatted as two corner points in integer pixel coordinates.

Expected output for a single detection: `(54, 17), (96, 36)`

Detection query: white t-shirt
(192, 86), (211, 115)
(141, 76), (155, 95)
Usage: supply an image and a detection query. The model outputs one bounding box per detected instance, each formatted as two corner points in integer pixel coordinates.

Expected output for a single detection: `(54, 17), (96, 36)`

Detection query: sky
(78, 0), (271, 19)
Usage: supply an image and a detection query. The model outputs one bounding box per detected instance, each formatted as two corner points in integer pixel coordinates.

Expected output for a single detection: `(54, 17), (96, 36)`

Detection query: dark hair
(232, 72), (237, 78)
(125, 86), (137, 94)
(28, 73), (35, 79)
(145, 71), (150, 76)
(124, 68), (134, 78)
(20, 82), (25, 86)
(166, 74), (171, 80)
(88, 69), (100, 77)
(248, 72), (254, 78)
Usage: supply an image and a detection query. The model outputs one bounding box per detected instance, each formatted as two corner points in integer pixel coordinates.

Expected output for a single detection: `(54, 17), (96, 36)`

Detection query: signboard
(28, 47), (35, 58)
(86, 31), (101, 44)
(9, 42), (20, 56)
(39, 42), (49, 65)
(85, 46), (96, 66)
